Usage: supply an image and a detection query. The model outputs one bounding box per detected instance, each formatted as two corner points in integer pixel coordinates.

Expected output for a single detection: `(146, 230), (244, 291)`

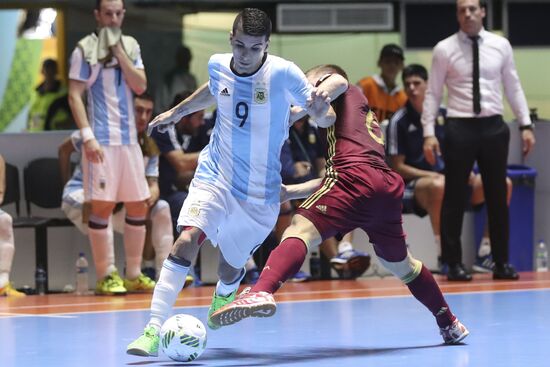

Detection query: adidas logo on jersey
(316, 205), (327, 214)
(220, 88), (230, 97)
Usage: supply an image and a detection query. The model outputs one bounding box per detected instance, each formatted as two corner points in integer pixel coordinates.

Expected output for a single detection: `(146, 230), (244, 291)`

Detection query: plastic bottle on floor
(76, 253), (89, 295)
(535, 240), (548, 272)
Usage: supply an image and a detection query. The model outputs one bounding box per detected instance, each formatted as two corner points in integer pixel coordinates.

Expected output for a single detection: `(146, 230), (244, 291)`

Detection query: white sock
(216, 269), (245, 297)
(478, 237), (491, 257)
(149, 258), (189, 329)
(88, 224), (115, 279)
(0, 273), (8, 289)
(245, 257), (257, 271)
(150, 204), (173, 277)
(0, 212), (15, 289)
(338, 241), (353, 254)
(124, 218), (146, 280)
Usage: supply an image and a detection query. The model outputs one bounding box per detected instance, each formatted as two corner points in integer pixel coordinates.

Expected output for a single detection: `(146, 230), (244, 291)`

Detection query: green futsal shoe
(207, 290), (237, 330)
(126, 325), (159, 357)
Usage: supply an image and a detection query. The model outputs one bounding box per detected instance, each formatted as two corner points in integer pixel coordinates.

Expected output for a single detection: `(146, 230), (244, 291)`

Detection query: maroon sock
(252, 237), (308, 294)
(406, 265), (456, 328)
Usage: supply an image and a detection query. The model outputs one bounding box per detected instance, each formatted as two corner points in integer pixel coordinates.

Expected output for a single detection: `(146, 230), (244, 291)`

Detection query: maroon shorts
(296, 164), (407, 262)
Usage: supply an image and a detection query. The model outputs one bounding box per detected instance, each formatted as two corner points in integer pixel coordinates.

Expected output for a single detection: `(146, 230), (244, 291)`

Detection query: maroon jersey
(318, 84), (389, 175)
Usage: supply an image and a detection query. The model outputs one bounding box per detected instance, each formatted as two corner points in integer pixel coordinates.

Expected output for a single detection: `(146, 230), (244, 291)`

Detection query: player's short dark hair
(135, 91), (154, 103)
(95, 0), (125, 10)
(306, 64), (349, 82)
(232, 8), (272, 40)
(402, 64), (428, 83)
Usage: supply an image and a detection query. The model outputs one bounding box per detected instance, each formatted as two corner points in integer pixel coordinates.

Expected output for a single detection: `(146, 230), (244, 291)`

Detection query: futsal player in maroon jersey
(211, 64), (469, 344)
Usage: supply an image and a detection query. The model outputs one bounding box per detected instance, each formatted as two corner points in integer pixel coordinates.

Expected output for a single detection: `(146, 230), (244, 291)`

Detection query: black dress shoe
(447, 263), (472, 281)
(493, 263), (519, 280)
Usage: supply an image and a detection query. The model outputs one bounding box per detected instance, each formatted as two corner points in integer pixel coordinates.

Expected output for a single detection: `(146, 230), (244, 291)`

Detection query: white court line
(1, 280), (549, 318)
(5, 278), (549, 311)
(0, 312), (76, 319)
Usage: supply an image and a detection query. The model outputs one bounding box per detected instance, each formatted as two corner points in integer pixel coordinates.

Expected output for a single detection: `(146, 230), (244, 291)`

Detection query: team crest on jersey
(254, 87), (268, 104)
(365, 110), (385, 145)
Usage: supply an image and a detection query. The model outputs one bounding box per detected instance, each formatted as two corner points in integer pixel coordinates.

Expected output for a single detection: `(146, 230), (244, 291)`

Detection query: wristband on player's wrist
(80, 127), (95, 142)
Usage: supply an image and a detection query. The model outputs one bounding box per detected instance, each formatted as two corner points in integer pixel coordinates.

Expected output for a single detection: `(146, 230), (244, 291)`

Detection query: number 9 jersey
(194, 53), (313, 205)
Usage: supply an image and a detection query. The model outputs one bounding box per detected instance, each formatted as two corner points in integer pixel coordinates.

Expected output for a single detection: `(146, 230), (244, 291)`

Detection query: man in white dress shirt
(422, 0), (535, 281)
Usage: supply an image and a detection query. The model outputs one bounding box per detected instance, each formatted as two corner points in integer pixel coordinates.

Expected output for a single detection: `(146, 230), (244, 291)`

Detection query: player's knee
(172, 231), (201, 261)
(378, 252), (422, 284)
(281, 226), (316, 252)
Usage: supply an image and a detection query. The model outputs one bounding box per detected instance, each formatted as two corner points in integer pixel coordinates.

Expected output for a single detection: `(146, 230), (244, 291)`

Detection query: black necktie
(469, 35), (481, 114)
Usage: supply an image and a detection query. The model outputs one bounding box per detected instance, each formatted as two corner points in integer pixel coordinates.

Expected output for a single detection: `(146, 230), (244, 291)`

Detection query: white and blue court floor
(2, 273), (550, 367)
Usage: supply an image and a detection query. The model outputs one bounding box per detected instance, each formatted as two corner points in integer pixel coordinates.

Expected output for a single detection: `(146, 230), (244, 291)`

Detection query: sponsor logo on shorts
(316, 204), (327, 214)
(188, 206), (200, 217)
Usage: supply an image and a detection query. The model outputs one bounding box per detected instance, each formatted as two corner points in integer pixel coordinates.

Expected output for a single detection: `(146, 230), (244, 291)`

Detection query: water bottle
(76, 253), (89, 295)
(35, 267), (47, 295)
(309, 251), (321, 280)
(535, 240), (548, 272)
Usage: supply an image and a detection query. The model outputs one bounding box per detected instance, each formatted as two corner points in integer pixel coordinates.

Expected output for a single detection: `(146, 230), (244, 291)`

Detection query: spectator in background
(0, 154), (25, 297)
(60, 93), (167, 293)
(67, 0), (151, 294)
(27, 59), (73, 131)
(357, 43), (407, 124)
(155, 45), (198, 114)
(386, 64), (512, 277)
(422, 0), (535, 281)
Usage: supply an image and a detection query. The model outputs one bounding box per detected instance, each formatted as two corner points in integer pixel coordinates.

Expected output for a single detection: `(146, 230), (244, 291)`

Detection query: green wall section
(0, 39), (43, 132)
(185, 27), (550, 121)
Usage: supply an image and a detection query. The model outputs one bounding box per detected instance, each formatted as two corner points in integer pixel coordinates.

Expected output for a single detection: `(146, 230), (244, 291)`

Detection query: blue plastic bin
(474, 164), (537, 271)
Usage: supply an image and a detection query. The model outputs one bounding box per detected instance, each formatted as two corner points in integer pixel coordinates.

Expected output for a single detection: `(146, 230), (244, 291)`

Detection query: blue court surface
(2, 288), (550, 367)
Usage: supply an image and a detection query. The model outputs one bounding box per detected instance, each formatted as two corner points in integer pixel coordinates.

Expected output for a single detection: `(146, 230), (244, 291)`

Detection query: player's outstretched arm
(148, 82), (215, 135)
(280, 178), (323, 203)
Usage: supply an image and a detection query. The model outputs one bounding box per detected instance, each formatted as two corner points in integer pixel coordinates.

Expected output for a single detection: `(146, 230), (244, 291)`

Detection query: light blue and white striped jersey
(62, 130), (158, 201)
(62, 130), (85, 202)
(68, 39), (144, 146)
(194, 53), (313, 204)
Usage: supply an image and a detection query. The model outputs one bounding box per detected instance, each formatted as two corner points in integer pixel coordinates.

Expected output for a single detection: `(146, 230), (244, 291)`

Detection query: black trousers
(441, 115), (510, 265)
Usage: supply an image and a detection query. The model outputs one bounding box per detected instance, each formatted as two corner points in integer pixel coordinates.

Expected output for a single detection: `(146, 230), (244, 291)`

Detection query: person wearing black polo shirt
(422, 0), (535, 281)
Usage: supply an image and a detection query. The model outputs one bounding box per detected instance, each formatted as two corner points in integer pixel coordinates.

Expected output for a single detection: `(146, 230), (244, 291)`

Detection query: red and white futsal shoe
(440, 319), (470, 344)
(210, 287), (277, 327)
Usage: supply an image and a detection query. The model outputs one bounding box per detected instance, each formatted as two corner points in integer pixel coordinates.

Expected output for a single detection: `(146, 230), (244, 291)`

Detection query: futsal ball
(160, 314), (207, 362)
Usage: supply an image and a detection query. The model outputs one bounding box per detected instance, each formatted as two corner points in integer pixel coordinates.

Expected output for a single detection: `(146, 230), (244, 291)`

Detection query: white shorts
(82, 144), (149, 202)
(177, 179), (279, 269)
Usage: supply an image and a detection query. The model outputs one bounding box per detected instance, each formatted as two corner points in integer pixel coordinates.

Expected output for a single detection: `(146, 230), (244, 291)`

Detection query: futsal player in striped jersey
(68, 0), (153, 295)
(211, 64), (470, 345)
(127, 8), (334, 357)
